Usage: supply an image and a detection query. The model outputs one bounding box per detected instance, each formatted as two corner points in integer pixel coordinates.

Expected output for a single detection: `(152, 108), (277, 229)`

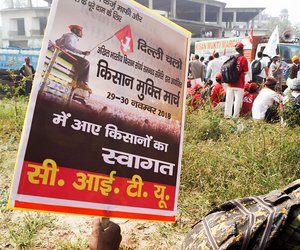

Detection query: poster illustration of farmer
(9, 0), (191, 222)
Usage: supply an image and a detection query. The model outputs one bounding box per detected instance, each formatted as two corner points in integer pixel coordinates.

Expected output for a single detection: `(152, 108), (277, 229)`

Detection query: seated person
(210, 73), (225, 107)
(252, 77), (283, 123)
(55, 24), (92, 93)
(241, 81), (258, 116)
(282, 78), (300, 126)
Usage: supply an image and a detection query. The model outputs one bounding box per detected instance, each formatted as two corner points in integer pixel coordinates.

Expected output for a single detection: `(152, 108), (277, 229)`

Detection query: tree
(267, 17), (292, 36)
(267, 9), (300, 40)
(268, 17), (300, 41)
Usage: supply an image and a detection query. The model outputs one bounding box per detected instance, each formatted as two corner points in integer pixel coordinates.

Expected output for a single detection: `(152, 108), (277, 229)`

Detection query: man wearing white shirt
(206, 52), (223, 85)
(282, 78), (300, 126)
(252, 77), (283, 122)
(56, 24), (92, 93)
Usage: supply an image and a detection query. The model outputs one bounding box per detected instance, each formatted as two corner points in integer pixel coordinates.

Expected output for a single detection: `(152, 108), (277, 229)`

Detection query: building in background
(0, 0), (50, 48)
(0, 0), (268, 50)
(0, 0), (50, 70)
(133, 0), (268, 53)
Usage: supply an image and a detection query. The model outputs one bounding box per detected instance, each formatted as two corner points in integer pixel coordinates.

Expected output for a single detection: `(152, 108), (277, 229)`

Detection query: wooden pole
(101, 217), (110, 230)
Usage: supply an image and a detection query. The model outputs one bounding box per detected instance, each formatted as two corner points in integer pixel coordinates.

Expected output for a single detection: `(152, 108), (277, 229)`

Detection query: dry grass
(1, 97), (300, 249)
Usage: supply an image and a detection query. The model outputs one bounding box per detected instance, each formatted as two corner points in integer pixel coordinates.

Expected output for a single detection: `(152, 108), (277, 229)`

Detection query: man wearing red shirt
(210, 73), (225, 107)
(224, 42), (249, 118)
(241, 82), (258, 115)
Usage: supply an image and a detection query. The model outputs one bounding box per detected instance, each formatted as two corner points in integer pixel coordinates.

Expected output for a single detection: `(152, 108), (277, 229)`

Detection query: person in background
(224, 42), (249, 118)
(190, 83), (204, 110)
(288, 55), (300, 80)
(188, 54), (204, 87)
(189, 54), (195, 62)
(284, 56), (300, 96)
(252, 77), (283, 123)
(241, 81), (259, 116)
(210, 73), (225, 108)
(250, 51), (269, 85)
(205, 55), (214, 81)
(206, 52), (223, 85)
(19, 56), (35, 96)
(269, 55), (284, 93)
(201, 79), (213, 102)
(282, 78), (300, 126)
(200, 56), (207, 80)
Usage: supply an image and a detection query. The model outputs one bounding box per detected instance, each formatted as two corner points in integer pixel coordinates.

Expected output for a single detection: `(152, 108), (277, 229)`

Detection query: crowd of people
(187, 42), (300, 126)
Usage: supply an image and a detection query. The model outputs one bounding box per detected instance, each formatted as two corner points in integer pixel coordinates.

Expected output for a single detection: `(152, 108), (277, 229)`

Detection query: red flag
(212, 50), (216, 57)
(115, 25), (134, 55)
(249, 27), (254, 44)
(223, 48), (226, 56)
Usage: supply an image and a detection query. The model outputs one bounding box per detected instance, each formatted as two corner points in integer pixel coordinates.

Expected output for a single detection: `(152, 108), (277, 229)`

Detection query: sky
(222, 0), (300, 25)
(0, 1), (299, 26)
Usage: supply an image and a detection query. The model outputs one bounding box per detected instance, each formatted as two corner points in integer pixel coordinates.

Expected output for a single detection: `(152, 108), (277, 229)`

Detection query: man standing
(19, 57), (35, 96)
(56, 24), (92, 93)
(288, 55), (300, 80)
(200, 56), (207, 80)
(250, 51), (269, 85)
(224, 42), (249, 118)
(206, 52), (223, 85)
(269, 55), (283, 93)
(188, 54), (204, 87)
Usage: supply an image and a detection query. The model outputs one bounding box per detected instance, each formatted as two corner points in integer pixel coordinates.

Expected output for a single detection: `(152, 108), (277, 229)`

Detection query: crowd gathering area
(187, 42), (300, 127)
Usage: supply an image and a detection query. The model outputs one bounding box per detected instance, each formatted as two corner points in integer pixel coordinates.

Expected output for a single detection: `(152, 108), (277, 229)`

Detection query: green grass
(179, 107), (300, 224)
(8, 213), (55, 249)
(1, 96), (300, 249)
(56, 234), (88, 250)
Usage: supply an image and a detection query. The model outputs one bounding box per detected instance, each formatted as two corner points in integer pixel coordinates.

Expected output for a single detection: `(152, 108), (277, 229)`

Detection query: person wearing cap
(201, 79), (213, 102)
(19, 56), (35, 96)
(282, 78), (300, 126)
(268, 55), (283, 93)
(210, 73), (225, 107)
(252, 77), (283, 122)
(241, 81), (258, 116)
(284, 56), (300, 95)
(189, 83), (204, 111)
(224, 42), (249, 118)
(55, 25), (92, 93)
(288, 55), (300, 80)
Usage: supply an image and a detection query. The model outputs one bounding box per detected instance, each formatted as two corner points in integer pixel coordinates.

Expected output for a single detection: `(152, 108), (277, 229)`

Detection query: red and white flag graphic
(115, 25), (134, 55)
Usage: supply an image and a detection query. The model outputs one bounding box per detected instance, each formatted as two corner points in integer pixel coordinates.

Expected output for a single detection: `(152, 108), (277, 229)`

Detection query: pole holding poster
(9, 0), (191, 223)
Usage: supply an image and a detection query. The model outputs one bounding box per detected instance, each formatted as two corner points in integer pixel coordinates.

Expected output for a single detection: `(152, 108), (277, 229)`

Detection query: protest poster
(9, 0), (191, 222)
